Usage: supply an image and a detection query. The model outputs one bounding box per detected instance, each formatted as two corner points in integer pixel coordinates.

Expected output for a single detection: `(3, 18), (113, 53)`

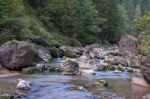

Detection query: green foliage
(0, 0), (32, 44)
(133, 12), (150, 30)
(35, 0), (100, 44)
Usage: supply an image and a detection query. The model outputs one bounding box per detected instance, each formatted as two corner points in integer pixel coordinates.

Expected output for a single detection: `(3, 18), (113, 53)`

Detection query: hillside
(0, 0), (150, 46)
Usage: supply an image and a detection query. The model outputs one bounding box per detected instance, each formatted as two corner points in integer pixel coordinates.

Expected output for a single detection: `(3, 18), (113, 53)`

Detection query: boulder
(0, 40), (36, 70)
(128, 56), (140, 68)
(37, 49), (52, 63)
(138, 31), (150, 83)
(62, 60), (80, 75)
(17, 79), (31, 90)
(94, 63), (108, 71)
(48, 64), (62, 72)
(119, 35), (138, 57)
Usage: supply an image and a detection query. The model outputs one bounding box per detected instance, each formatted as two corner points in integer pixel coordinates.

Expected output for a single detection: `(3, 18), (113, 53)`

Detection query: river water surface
(0, 71), (150, 99)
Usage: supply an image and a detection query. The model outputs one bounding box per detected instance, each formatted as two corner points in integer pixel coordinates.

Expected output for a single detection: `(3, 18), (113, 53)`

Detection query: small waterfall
(57, 48), (60, 59)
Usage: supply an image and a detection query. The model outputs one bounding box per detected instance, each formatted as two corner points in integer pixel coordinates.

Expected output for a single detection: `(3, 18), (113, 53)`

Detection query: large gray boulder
(62, 60), (80, 75)
(0, 40), (36, 70)
(119, 35), (138, 57)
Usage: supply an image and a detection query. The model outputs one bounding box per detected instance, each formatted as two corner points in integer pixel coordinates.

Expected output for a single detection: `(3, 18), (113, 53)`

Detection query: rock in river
(0, 40), (36, 70)
(62, 60), (80, 75)
(17, 79), (31, 90)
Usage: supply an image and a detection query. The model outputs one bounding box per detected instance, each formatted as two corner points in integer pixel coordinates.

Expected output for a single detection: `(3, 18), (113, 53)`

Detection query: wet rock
(37, 49), (52, 63)
(113, 70), (122, 73)
(62, 60), (80, 75)
(0, 40), (36, 70)
(76, 86), (88, 91)
(81, 69), (96, 75)
(95, 63), (108, 71)
(48, 64), (62, 72)
(138, 31), (150, 83)
(22, 67), (42, 74)
(119, 35), (138, 57)
(49, 47), (64, 58)
(17, 79), (31, 90)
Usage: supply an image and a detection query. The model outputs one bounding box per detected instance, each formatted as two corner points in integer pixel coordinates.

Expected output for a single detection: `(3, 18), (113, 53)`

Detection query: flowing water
(0, 71), (150, 99)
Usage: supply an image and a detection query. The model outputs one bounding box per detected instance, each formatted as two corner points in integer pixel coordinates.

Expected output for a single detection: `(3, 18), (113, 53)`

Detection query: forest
(0, 0), (150, 45)
(0, 0), (150, 99)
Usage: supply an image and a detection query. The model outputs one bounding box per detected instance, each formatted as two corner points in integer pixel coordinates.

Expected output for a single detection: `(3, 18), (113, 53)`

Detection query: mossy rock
(138, 31), (150, 57)
(97, 80), (109, 87)
(117, 65), (125, 72)
(49, 47), (64, 58)
(107, 65), (116, 71)
(64, 50), (76, 58)
(22, 67), (42, 74)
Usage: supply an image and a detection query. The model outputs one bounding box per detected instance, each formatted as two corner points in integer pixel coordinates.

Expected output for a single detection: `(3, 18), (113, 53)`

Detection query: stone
(48, 64), (62, 72)
(119, 35), (138, 57)
(138, 31), (150, 83)
(62, 60), (80, 75)
(0, 40), (36, 70)
(95, 63), (108, 71)
(37, 49), (52, 63)
(17, 79), (31, 90)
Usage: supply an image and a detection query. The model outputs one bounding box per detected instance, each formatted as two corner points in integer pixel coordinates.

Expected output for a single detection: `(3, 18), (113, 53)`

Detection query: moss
(64, 50), (76, 58)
